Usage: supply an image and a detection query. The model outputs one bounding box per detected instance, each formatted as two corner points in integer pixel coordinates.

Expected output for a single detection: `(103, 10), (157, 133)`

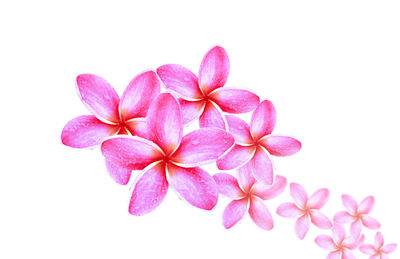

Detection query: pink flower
(157, 46), (260, 129)
(216, 101), (301, 185)
(359, 232), (397, 259)
(315, 224), (365, 259)
(213, 163), (287, 230)
(276, 183), (332, 239)
(101, 93), (235, 215)
(333, 195), (381, 239)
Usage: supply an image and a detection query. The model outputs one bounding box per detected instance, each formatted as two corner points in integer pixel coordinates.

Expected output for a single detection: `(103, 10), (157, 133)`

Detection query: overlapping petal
(105, 159), (132, 185)
(199, 101), (227, 129)
(213, 173), (245, 199)
(252, 175), (287, 200)
(259, 135), (301, 157)
(333, 211), (354, 224)
(310, 210), (332, 229)
(225, 115), (253, 145)
(124, 118), (151, 139)
(216, 144), (255, 170)
(250, 147), (274, 185)
(179, 99), (205, 125)
(350, 220), (362, 240)
(250, 100), (276, 141)
(222, 198), (248, 229)
(333, 224), (346, 244)
(341, 250), (356, 259)
(295, 214), (310, 240)
(248, 196), (274, 231)
(237, 162), (255, 193)
(210, 88), (259, 114)
(315, 235), (336, 250)
(359, 244), (376, 255)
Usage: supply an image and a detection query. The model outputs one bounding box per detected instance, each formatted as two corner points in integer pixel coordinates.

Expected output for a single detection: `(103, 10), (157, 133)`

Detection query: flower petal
(341, 250), (356, 259)
(290, 183), (308, 209)
(237, 162), (255, 193)
(333, 223), (346, 243)
(199, 101), (227, 130)
(295, 214), (310, 239)
(252, 175), (287, 200)
(358, 196), (375, 214)
(129, 162), (168, 216)
(381, 243), (397, 254)
(342, 194), (358, 215)
(213, 173), (245, 199)
(250, 100), (276, 141)
(362, 215), (381, 229)
(276, 202), (302, 218)
(259, 135), (301, 157)
(310, 210), (332, 229)
(359, 244), (377, 255)
(350, 220), (362, 240)
(222, 198), (248, 229)
(124, 118), (151, 139)
(326, 251), (341, 259)
(105, 159), (132, 185)
(250, 147), (274, 186)
(315, 235), (336, 250)
(171, 128), (234, 167)
(76, 74), (120, 123)
(308, 188), (330, 210)
(157, 64), (203, 100)
(248, 196), (274, 231)
(61, 115), (119, 148)
(225, 115), (254, 145)
(166, 164), (218, 210)
(216, 144), (256, 170)
(210, 88), (260, 114)
(179, 99), (205, 125)
(375, 232), (384, 248)
(333, 211), (354, 224)
(198, 46), (229, 95)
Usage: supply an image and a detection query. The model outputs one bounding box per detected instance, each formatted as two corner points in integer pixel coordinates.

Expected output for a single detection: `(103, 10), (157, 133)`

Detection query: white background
(1, 1), (399, 258)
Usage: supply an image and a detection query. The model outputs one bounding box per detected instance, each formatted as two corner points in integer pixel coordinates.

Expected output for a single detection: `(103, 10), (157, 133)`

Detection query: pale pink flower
(359, 232), (397, 259)
(315, 224), (365, 259)
(157, 46), (260, 129)
(213, 163), (287, 230)
(101, 93), (235, 215)
(276, 183), (332, 239)
(216, 102), (301, 185)
(333, 195), (381, 239)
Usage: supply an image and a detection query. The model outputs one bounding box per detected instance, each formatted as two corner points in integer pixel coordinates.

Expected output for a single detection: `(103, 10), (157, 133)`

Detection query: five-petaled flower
(276, 183), (332, 239)
(359, 232), (397, 259)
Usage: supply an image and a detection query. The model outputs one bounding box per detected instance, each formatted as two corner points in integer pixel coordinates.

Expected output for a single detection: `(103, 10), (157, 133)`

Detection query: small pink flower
(157, 46), (260, 129)
(333, 195), (381, 239)
(213, 163), (287, 230)
(216, 103), (301, 185)
(101, 93), (235, 215)
(315, 224), (365, 259)
(359, 232), (397, 259)
(276, 183), (332, 239)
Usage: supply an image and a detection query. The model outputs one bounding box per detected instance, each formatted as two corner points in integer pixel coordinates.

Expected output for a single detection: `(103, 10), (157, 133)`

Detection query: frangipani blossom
(216, 101), (301, 185)
(333, 195), (381, 239)
(61, 71), (160, 184)
(157, 46), (260, 129)
(276, 183), (332, 239)
(101, 93), (235, 215)
(213, 163), (287, 230)
(359, 232), (397, 259)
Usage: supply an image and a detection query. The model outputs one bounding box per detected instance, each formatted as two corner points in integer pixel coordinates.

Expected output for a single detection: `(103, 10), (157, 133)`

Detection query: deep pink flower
(157, 46), (260, 129)
(216, 101), (301, 185)
(315, 224), (365, 259)
(101, 93), (235, 215)
(359, 232), (397, 259)
(213, 163), (287, 230)
(333, 195), (381, 239)
(276, 183), (332, 239)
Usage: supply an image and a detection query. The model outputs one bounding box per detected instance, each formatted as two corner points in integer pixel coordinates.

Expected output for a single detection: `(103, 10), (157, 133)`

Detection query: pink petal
(129, 162), (168, 216)
(252, 175), (287, 200)
(225, 115), (254, 145)
(250, 147), (274, 185)
(290, 183), (308, 209)
(124, 118), (151, 139)
(199, 101), (227, 130)
(333, 223), (346, 244)
(213, 173), (246, 199)
(179, 99), (205, 125)
(119, 70), (161, 121)
(146, 93), (183, 155)
(248, 196), (274, 231)
(156, 64), (203, 100)
(76, 74), (120, 123)
(222, 198), (248, 229)
(216, 144), (256, 170)
(359, 244), (377, 255)
(210, 88), (260, 114)
(198, 46), (229, 95)
(250, 100), (276, 141)
(350, 220), (362, 240)
(327, 251), (341, 259)
(358, 196), (375, 214)
(380, 255), (389, 259)
(342, 194), (358, 215)
(381, 244), (397, 254)
(101, 136), (163, 170)
(333, 211), (354, 224)
(341, 250), (356, 259)
(310, 210), (333, 229)
(315, 235), (336, 250)
(237, 162), (256, 193)
(362, 215), (381, 229)
(166, 164), (218, 210)
(308, 188), (330, 210)
(105, 159), (132, 185)
(375, 232), (384, 248)
(276, 203), (302, 218)
(61, 115), (120, 148)
(295, 214), (310, 239)
(171, 128), (234, 167)
(259, 135), (301, 157)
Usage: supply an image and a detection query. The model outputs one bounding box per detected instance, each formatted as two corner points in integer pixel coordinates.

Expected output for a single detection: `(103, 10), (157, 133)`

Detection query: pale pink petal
(333, 223), (346, 244)
(350, 220), (362, 240)
(381, 244), (397, 254)
(210, 88), (260, 114)
(380, 255), (390, 259)
(179, 99), (205, 125)
(213, 173), (245, 199)
(198, 46), (229, 95)
(308, 188), (330, 210)
(327, 251), (341, 259)
(252, 175), (287, 200)
(119, 70), (161, 121)
(362, 215), (381, 229)
(295, 214), (310, 239)
(105, 159), (132, 185)
(61, 115), (120, 148)
(166, 164), (218, 210)
(250, 100), (276, 141)
(216, 144), (256, 170)
(342, 194), (358, 215)
(358, 196), (375, 214)
(248, 196), (274, 231)
(333, 211), (354, 224)
(222, 198), (248, 229)
(76, 74), (120, 123)
(157, 64), (203, 100)
(344, 235), (364, 250)
(225, 115), (254, 145)
(129, 163), (168, 216)
(146, 93), (183, 155)
(259, 135), (301, 157)
(375, 232), (384, 248)
(342, 250), (356, 259)
(359, 244), (377, 255)
(250, 147), (274, 186)
(199, 101), (227, 130)
(101, 136), (163, 170)
(124, 118), (151, 139)
(276, 202), (302, 218)
(171, 128), (234, 167)
(315, 235), (336, 250)
(310, 210), (333, 229)
(290, 183), (308, 209)
(237, 162), (255, 193)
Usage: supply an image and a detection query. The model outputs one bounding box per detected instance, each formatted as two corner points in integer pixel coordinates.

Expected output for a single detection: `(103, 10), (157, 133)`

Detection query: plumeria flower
(276, 183), (332, 239)
(333, 195), (381, 239)
(61, 71), (160, 185)
(359, 232), (397, 259)
(101, 93), (235, 215)
(216, 101), (301, 185)
(213, 163), (287, 230)
(157, 46), (260, 129)
(315, 224), (365, 259)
